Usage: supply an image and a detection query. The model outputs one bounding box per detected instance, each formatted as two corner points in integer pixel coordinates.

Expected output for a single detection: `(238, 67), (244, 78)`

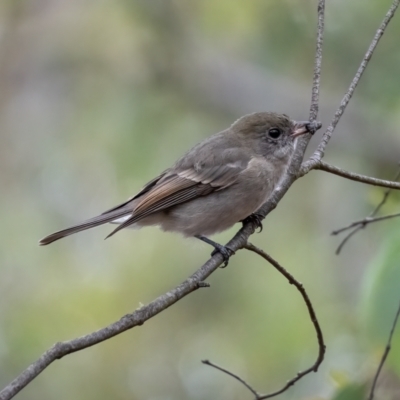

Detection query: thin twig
(203, 243), (325, 400)
(309, 0), (325, 122)
(301, 0), (400, 173)
(368, 298), (400, 400)
(334, 225), (364, 255)
(314, 161), (400, 190)
(332, 212), (400, 235)
(332, 164), (400, 254)
(370, 167), (400, 216)
(202, 360), (261, 398)
(256, 0), (325, 219)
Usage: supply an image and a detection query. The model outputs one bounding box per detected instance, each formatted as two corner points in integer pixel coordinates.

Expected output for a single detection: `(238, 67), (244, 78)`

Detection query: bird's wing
(100, 171), (168, 215)
(105, 157), (249, 238)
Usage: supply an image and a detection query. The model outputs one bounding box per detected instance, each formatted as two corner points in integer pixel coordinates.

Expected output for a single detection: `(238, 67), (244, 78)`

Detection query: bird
(39, 112), (311, 264)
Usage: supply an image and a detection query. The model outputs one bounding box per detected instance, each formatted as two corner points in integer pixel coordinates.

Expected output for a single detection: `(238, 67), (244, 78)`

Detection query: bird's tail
(39, 208), (132, 246)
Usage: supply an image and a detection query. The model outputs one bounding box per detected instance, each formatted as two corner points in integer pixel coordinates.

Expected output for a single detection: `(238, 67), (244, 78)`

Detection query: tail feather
(39, 208), (131, 246)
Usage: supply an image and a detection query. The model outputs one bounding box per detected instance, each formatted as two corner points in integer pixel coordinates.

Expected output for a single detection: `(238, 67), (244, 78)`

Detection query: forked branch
(203, 243), (325, 400)
(300, 0), (400, 173)
(332, 164), (400, 254)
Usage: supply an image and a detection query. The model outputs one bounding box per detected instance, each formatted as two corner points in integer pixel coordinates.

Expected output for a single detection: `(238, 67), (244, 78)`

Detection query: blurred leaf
(361, 229), (400, 374)
(330, 369), (350, 388)
(331, 383), (366, 400)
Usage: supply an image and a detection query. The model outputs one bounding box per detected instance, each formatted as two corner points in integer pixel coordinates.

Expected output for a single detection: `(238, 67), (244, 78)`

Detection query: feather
(104, 161), (247, 237)
(39, 208), (131, 245)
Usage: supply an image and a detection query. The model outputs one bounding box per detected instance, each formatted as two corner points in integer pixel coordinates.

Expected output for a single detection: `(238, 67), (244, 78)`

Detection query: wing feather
(133, 176), (195, 214)
(106, 157), (248, 238)
(100, 171), (167, 215)
(105, 184), (212, 238)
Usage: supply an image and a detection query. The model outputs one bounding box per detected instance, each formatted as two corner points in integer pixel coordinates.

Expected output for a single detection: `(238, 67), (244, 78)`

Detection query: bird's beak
(291, 121), (312, 138)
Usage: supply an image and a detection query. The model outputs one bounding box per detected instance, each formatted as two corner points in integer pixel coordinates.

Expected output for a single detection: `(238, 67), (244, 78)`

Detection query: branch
(255, 0), (326, 218)
(333, 224), (365, 256)
(203, 243), (325, 400)
(368, 298), (400, 400)
(332, 212), (400, 236)
(0, 264), (216, 400)
(332, 164), (400, 254)
(314, 161), (400, 190)
(309, 0), (325, 122)
(202, 359), (262, 399)
(301, 0), (400, 173)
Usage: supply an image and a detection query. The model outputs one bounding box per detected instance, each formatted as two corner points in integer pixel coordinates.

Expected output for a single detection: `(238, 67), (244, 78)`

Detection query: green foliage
(331, 383), (366, 400)
(361, 229), (400, 374)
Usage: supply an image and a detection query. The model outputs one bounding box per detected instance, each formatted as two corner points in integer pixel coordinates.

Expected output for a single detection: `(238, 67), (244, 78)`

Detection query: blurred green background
(1, 1), (400, 399)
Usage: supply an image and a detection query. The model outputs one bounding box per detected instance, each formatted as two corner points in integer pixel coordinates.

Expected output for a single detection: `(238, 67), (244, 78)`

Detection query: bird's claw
(242, 213), (264, 232)
(195, 235), (235, 267)
(211, 245), (235, 268)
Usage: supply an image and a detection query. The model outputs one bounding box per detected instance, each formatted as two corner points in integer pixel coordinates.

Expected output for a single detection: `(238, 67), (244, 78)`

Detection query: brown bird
(40, 112), (311, 263)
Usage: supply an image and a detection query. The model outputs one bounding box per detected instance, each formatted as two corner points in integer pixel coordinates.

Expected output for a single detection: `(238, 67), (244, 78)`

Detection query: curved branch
(202, 359), (261, 398)
(203, 243), (326, 400)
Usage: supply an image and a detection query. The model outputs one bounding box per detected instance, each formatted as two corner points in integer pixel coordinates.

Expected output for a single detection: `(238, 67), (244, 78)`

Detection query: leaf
(361, 229), (400, 373)
(331, 383), (366, 400)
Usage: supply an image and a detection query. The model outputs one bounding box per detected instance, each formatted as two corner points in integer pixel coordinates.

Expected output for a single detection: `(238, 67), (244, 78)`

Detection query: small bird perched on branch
(40, 112), (312, 263)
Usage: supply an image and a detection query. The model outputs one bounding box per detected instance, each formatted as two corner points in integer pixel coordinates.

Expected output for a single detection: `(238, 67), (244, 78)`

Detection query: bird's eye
(268, 128), (281, 139)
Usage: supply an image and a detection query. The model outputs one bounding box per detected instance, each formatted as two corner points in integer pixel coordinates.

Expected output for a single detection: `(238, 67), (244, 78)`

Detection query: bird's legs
(195, 235), (235, 267)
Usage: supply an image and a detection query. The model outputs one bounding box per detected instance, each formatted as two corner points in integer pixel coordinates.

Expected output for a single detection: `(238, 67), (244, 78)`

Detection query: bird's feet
(210, 245), (235, 268)
(195, 235), (235, 267)
(242, 213), (263, 232)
